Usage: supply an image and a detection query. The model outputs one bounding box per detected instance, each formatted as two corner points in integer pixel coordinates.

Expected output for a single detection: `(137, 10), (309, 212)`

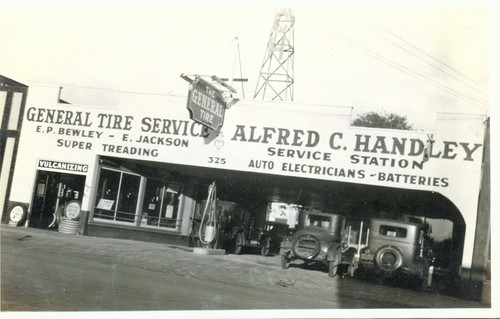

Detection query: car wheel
(233, 232), (244, 255)
(375, 246), (404, 272)
(292, 234), (320, 260)
(261, 236), (271, 256)
(328, 248), (341, 277)
(281, 255), (291, 269)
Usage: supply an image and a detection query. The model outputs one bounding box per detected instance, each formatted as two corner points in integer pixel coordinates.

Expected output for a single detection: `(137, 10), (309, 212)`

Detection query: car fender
(326, 243), (341, 262)
(279, 236), (293, 255)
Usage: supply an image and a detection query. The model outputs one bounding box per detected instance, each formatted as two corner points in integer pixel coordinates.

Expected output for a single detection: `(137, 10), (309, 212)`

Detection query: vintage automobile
(355, 217), (433, 284)
(227, 220), (289, 256)
(220, 201), (289, 256)
(189, 200), (288, 256)
(279, 210), (347, 277)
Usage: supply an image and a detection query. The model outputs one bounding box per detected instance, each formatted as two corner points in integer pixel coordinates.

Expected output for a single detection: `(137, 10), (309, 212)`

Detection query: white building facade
(3, 85), (489, 298)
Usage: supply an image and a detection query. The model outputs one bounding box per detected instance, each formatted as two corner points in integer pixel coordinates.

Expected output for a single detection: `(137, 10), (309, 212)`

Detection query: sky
(0, 0), (497, 132)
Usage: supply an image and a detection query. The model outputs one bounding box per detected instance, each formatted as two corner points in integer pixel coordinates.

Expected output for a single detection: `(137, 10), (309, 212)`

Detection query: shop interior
(94, 155), (463, 275)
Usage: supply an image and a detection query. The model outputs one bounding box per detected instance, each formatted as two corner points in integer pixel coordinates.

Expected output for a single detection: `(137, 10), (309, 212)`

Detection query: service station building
(1, 83), (490, 301)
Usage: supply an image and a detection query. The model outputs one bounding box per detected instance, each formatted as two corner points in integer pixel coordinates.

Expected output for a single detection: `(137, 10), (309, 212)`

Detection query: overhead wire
(26, 80), (186, 97)
(23, 9), (489, 113)
(317, 22), (488, 111)
(360, 18), (488, 98)
(28, 31), (248, 99)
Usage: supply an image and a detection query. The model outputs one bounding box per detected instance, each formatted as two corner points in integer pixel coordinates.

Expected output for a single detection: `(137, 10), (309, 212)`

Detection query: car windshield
(305, 214), (330, 230)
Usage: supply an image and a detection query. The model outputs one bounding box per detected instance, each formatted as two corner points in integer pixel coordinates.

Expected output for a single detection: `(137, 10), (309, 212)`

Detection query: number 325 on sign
(208, 157), (226, 165)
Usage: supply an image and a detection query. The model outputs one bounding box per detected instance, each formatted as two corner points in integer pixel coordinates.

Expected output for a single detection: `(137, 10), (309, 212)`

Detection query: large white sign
(23, 103), (484, 194)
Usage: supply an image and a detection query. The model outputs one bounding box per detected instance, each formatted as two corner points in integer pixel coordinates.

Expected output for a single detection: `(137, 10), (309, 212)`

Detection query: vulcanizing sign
(38, 160), (88, 173)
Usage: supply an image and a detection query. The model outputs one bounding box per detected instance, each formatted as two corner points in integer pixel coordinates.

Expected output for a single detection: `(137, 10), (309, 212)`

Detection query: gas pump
(198, 182), (219, 248)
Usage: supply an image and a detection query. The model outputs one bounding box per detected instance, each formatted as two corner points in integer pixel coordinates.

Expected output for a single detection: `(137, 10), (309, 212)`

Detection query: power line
(319, 25), (488, 111)
(27, 80), (186, 97)
(361, 18), (488, 97)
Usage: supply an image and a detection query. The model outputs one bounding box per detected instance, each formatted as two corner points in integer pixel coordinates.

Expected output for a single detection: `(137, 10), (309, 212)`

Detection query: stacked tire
(58, 219), (80, 234)
(58, 200), (82, 235)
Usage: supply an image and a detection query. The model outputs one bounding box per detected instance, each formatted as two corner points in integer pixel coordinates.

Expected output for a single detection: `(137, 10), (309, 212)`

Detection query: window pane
(379, 225), (407, 238)
(116, 173), (140, 223)
(162, 186), (180, 228)
(306, 214), (330, 230)
(141, 180), (181, 229)
(94, 168), (120, 220)
(142, 179), (163, 226)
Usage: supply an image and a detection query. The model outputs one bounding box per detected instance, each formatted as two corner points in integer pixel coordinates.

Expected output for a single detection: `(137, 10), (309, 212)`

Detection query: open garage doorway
(29, 170), (86, 229)
(92, 156), (467, 281)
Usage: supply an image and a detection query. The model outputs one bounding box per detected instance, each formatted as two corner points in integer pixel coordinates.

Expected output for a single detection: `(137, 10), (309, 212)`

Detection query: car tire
(375, 246), (404, 272)
(58, 219), (79, 234)
(261, 236), (271, 256)
(328, 248), (341, 277)
(292, 234), (320, 260)
(281, 255), (291, 269)
(233, 232), (244, 255)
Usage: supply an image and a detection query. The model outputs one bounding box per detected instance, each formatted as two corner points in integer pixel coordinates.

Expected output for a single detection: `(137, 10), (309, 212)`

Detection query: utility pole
(253, 8), (295, 101)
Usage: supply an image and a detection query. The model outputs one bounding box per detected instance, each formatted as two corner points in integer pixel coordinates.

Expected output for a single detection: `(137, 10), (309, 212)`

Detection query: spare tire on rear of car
(375, 246), (404, 272)
(292, 234), (320, 260)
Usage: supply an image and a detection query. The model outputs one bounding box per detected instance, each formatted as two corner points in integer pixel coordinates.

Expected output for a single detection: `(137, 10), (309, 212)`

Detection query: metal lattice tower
(253, 8), (295, 101)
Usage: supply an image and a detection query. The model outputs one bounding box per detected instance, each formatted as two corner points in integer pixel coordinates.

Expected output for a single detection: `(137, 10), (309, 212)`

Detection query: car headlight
(341, 241), (349, 251)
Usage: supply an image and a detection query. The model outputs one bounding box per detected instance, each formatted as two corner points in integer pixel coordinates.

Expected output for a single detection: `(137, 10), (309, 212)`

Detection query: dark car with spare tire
(356, 217), (433, 287)
(279, 210), (347, 277)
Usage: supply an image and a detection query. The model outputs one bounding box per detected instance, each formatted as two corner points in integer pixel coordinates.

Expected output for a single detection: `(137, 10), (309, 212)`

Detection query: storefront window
(94, 167), (140, 224)
(141, 179), (181, 229)
(116, 173), (140, 222)
(93, 166), (182, 230)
